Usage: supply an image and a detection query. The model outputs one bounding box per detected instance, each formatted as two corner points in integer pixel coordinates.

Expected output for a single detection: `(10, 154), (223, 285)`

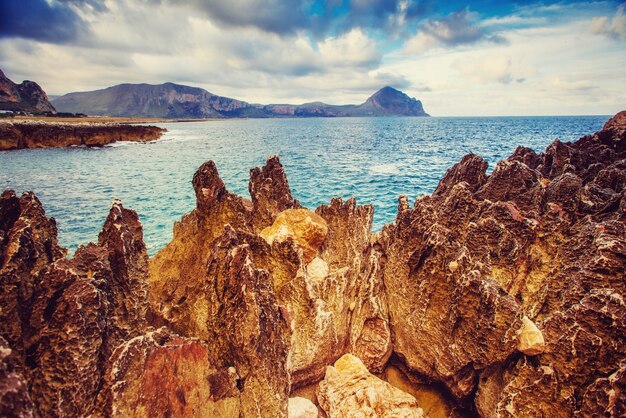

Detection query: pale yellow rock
(260, 209), (328, 263)
(317, 354), (424, 418)
(288, 397), (319, 418)
(517, 315), (545, 355)
(306, 257), (329, 283)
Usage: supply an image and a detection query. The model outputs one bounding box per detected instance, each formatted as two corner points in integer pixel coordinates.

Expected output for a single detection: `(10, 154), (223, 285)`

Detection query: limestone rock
(260, 208), (328, 263)
(288, 397), (319, 418)
(517, 316), (545, 355)
(101, 327), (240, 418)
(317, 354), (423, 418)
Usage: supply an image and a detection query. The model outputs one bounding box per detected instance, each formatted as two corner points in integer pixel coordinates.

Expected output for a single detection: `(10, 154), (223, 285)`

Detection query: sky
(0, 0), (624, 116)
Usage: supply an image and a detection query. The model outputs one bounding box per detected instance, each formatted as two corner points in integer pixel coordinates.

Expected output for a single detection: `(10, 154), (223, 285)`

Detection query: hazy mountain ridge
(0, 70), (56, 114)
(52, 83), (429, 118)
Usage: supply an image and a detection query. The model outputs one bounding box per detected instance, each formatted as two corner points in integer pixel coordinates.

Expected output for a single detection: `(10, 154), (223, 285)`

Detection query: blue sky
(0, 0), (624, 115)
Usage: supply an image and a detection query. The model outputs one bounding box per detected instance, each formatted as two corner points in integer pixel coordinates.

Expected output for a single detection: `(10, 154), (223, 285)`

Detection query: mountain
(52, 84), (428, 118)
(0, 69), (56, 114)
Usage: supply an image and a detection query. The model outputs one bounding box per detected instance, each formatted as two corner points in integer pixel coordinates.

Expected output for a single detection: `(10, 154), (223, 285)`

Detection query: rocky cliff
(0, 121), (165, 150)
(53, 84), (429, 118)
(0, 70), (56, 114)
(0, 111), (624, 417)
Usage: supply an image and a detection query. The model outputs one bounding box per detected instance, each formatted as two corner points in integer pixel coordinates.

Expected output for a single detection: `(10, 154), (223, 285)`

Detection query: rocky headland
(52, 84), (429, 119)
(0, 70), (55, 114)
(0, 120), (165, 150)
(0, 111), (624, 417)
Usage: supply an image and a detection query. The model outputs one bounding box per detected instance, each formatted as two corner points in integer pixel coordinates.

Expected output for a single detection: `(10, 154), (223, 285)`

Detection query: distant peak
(370, 86), (407, 99)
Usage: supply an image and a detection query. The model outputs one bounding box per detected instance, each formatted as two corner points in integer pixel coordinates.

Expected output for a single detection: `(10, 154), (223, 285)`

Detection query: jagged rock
(471, 115), (626, 416)
(100, 327), (240, 417)
(516, 316), (545, 355)
(150, 159), (391, 393)
(149, 160), (255, 338)
(27, 244), (113, 417)
(25, 201), (149, 417)
(317, 354), (423, 417)
(0, 337), (33, 418)
(250, 155), (300, 231)
(260, 208), (328, 263)
(0, 195), (149, 417)
(98, 200), (149, 343)
(288, 397), (319, 418)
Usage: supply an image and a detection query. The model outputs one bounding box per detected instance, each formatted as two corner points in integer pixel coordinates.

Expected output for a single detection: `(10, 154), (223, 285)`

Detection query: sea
(0, 115), (608, 255)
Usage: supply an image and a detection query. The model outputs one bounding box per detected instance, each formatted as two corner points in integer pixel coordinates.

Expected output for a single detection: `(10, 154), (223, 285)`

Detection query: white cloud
(590, 3), (626, 39)
(458, 55), (513, 84)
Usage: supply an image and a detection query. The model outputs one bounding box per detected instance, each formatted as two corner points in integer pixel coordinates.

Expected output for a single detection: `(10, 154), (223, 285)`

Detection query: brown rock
(317, 354), (423, 417)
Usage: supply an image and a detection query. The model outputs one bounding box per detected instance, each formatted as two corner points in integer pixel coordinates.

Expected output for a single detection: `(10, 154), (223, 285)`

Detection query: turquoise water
(0, 116), (607, 255)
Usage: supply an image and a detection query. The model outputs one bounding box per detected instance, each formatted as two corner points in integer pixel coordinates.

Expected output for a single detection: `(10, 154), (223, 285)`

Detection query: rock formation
(0, 121), (165, 150)
(0, 111), (624, 416)
(0, 196), (149, 417)
(0, 69), (55, 114)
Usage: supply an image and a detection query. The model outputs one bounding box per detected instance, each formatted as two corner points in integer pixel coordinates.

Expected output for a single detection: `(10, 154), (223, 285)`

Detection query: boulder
(517, 316), (545, 356)
(317, 354), (423, 417)
(260, 208), (328, 263)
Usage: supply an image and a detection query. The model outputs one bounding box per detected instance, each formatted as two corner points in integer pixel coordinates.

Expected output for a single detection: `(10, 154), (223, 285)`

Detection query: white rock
(288, 397), (318, 418)
(517, 315), (545, 355)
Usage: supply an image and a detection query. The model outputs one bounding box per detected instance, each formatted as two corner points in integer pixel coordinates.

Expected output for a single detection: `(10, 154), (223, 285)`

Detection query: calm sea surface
(0, 116), (608, 255)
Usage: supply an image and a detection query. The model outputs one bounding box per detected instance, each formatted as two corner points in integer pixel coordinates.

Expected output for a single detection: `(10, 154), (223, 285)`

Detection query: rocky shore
(0, 120), (165, 150)
(0, 111), (624, 417)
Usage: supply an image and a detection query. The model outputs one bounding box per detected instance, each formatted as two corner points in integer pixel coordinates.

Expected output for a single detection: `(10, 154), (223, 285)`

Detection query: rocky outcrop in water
(0, 121), (165, 150)
(0, 111), (624, 416)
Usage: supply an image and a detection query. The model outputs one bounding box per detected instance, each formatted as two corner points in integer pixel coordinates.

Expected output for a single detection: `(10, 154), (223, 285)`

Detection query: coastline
(0, 119), (166, 150)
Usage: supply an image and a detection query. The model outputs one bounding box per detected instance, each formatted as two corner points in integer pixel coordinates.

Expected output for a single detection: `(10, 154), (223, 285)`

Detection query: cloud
(404, 8), (506, 53)
(0, 0), (90, 43)
(590, 2), (626, 40)
(150, 0), (430, 37)
(458, 54), (514, 84)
